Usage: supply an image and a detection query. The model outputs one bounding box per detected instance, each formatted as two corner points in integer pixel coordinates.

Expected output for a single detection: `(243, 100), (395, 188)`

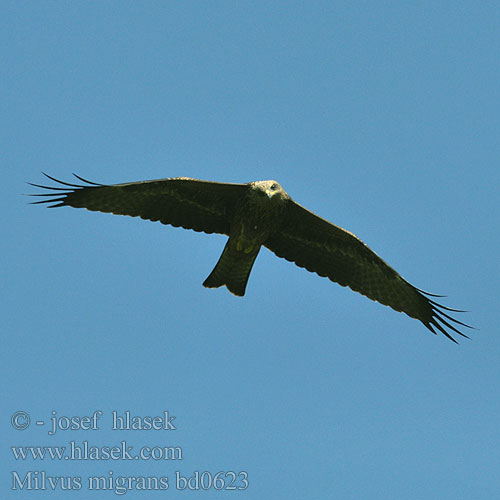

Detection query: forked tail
(203, 240), (260, 296)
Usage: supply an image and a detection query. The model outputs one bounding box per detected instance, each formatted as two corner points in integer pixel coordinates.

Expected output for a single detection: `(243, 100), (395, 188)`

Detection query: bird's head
(250, 180), (288, 203)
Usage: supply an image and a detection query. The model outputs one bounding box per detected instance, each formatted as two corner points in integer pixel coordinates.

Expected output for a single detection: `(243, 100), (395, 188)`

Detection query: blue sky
(2, 2), (499, 498)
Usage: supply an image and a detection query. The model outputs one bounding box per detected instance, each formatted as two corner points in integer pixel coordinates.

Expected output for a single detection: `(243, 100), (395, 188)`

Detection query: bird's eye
(271, 183), (278, 190)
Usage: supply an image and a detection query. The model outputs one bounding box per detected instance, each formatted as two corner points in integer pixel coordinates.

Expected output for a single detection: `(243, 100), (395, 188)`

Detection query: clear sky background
(2, 2), (499, 499)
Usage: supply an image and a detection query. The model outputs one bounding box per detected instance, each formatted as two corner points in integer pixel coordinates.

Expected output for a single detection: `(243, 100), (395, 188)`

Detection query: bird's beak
(265, 189), (273, 199)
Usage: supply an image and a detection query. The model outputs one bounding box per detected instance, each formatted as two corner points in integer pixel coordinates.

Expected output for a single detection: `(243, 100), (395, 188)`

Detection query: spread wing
(29, 173), (249, 235)
(265, 200), (472, 343)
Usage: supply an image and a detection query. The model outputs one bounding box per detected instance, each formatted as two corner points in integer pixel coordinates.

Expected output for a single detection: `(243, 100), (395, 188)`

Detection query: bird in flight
(29, 173), (472, 342)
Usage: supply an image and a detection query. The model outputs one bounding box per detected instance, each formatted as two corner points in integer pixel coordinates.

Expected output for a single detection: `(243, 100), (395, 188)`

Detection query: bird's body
(29, 174), (472, 342)
(204, 180), (289, 295)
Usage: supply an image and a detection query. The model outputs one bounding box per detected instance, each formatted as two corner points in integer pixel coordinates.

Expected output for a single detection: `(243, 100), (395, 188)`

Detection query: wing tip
(27, 173), (105, 207)
(422, 295), (474, 344)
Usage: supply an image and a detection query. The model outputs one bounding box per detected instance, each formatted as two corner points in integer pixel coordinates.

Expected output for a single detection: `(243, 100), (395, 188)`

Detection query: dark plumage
(29, 173), (473, 342)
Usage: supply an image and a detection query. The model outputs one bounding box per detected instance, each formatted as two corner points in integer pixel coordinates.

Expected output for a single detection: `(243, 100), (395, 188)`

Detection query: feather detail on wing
(28, 173), (248, 235)
(264, 200), (473, 342)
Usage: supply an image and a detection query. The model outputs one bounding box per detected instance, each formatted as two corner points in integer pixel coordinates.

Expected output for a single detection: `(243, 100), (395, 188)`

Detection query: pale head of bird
(250, 180), (289, 204)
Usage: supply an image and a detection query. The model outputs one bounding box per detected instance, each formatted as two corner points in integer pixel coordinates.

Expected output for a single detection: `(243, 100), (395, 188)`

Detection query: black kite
(29, 174), (472, 342)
